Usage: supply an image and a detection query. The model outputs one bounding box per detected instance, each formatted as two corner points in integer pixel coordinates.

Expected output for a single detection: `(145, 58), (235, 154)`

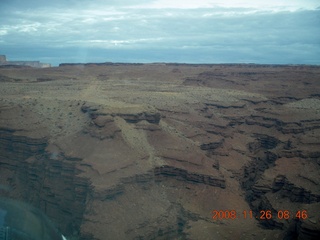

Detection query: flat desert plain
(0, 63), (320, 239)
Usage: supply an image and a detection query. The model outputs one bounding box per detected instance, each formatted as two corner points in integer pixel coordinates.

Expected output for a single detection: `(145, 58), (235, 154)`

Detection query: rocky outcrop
(205, 102), (246, 109)
(249, 134), (279, 151)
(154, 165), (225, 188)
(117, 112), (161, 124)
(240, 117), (320, 237)
(81, 104), (162, 139)
(244, 115), (320, 134)
(81, 104), (161, 124)
(200, 139), (224, 151)
(0, 127), (91, 238)
(272, 175), (320, 203)
(285, 217), (320, 240)
(83, 115), (121, 140)
(0, 55), (50, 68)
(93, 184), (125, 201)
(295, 220), (320, 240)
(0, 127), (47, 162)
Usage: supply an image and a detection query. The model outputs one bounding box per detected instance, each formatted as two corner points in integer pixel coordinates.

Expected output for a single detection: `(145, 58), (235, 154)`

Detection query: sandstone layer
(0, 63), (319, 239)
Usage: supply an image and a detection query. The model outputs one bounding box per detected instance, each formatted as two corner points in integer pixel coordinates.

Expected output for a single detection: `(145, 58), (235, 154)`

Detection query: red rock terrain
(0, 63), (319, 239)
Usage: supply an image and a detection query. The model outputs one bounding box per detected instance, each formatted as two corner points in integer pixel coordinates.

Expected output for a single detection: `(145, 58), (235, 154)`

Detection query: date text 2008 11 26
(211, 210), (308, 220)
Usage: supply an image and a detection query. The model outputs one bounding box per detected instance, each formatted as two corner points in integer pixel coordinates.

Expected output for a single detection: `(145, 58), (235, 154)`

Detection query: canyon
(0, 63), (319, 239)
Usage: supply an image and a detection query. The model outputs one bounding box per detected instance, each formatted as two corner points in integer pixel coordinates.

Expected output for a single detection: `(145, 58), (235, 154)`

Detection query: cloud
(132, 0), (320, 11)
(0, 0), (319, 65)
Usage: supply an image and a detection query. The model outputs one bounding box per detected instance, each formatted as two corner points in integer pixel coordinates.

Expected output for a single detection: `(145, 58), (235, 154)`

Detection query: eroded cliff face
(0, 64), (319, 239)
(0, 127), (91, 237)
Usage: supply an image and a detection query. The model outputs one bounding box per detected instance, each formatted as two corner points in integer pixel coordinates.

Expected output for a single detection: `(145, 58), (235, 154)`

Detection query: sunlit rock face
(0, 63), (320, 239)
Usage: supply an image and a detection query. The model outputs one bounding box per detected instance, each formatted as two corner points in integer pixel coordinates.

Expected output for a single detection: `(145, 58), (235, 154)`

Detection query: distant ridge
(0, 55), (51, 68)
(59, 62), (144, 67)
(58, 62), (320, 68)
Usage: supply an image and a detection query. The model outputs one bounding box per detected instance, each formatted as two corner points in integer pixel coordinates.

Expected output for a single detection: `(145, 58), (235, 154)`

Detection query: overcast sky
(0, 0), (319, 65)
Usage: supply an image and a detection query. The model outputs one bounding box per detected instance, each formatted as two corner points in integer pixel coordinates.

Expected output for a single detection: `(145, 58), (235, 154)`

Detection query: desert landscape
(0, 63), (319, 239)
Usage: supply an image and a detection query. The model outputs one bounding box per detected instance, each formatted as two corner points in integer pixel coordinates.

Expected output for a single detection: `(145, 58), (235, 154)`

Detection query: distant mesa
(0, 55), (51, 68)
